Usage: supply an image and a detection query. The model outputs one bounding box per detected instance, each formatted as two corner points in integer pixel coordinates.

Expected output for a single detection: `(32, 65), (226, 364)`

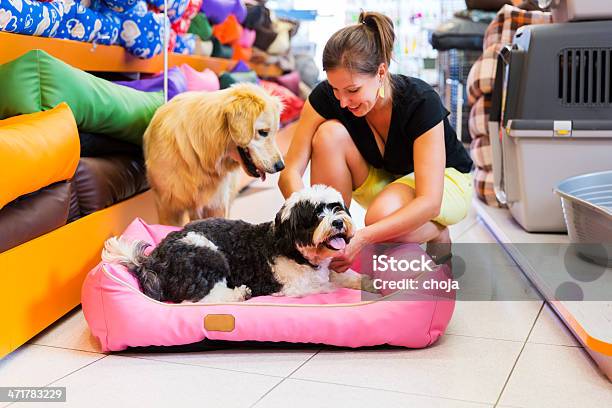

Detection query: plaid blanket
(467, 5), (552, 207)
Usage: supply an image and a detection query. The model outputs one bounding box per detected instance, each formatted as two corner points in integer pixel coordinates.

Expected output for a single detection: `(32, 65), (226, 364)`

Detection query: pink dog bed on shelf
(82, 218), (455, 352)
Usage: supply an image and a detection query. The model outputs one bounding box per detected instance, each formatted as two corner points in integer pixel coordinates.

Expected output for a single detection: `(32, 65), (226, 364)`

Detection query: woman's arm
(278, 99), (326, 199)
(360, 121), (446, 244)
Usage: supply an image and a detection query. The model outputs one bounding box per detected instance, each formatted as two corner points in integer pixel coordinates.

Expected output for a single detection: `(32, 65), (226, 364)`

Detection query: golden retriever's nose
(273, 160), (285, 172)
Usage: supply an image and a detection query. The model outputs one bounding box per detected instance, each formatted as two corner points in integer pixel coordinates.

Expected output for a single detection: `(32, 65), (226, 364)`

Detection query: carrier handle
(490, 45), (512, 205)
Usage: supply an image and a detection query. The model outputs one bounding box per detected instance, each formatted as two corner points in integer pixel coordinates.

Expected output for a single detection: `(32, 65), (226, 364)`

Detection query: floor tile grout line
(444, 333), (527, 344)
(26, 343), (107, 356)
(282, 376), (493, 406)
(249, 348), (322, 408)
(43, 355), (107, 388)
(525, 340), (581, 349)
(115, 353), (286, 379)
(493, 302), (545, 408)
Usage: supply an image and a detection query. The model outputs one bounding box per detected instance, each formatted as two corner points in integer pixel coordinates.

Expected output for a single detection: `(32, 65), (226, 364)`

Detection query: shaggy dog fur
(102, 185), (376, 303)
(143, 83), (285, 226)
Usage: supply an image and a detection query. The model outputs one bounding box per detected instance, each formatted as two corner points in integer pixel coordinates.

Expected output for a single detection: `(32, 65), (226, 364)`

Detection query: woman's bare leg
(364, 183), (449, 246)
(310, 120), (369, 206)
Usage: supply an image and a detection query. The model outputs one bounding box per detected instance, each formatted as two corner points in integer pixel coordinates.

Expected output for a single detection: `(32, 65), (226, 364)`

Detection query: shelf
(474, 199), (612, 382)
(0, 32), (282, 77)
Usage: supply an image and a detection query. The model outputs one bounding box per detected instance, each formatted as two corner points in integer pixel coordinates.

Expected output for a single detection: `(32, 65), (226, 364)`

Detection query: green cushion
(0, 50), (163, 145)
(219, 71), (259, 89)
(188, 13), (213, 41)
(211, 36), (233, 59)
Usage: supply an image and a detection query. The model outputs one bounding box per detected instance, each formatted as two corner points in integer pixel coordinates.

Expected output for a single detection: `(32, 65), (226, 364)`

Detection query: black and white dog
(102, 185), (375, 303)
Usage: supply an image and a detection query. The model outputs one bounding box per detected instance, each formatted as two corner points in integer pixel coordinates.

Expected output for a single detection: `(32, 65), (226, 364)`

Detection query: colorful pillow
(179, 64), (220, 92)
(0, 0), (64, 38)
(231, 43), (252, 62)
(55, 0), (120, 45)
(0, 103), (79, 210)
(212, 14), (242, 44)
(147, 0), (189, 23)
(231, 60), (251, 73)
(0, 50), (163, 145)
(232, 0), (247, 23)
(174, 33), (197, 54)
(260, 80), (304, 125)
(188, 13), (213, 40)
(113, 1), (168, 58)
(238, 28), (256, 48)
(193, 37), (213, 56)
(171, 0), (203, 34)
(219, 71), (259, 89)
(200, 0), (234, 24)
(266, 21), (292, 55)
(114, 67), (187, 100)
(273, 70), (301, 96)
(211, 36), (233, 59)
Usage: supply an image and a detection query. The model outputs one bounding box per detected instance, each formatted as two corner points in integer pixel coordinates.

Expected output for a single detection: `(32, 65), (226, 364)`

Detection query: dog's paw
(361, 276), (379, 294)
(233, 285), (252, 301)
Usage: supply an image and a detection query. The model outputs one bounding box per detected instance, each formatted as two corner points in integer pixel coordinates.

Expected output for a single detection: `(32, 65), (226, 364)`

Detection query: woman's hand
(330, 229), (370, 273)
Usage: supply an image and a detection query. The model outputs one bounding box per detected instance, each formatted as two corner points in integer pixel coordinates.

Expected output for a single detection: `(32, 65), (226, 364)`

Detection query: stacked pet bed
(466, 5), (551, 206)
(0, 49), (162, 357)
(0, 48), (161, 249)
(82, 218), (456, 351)
(0, 0), (201, 58)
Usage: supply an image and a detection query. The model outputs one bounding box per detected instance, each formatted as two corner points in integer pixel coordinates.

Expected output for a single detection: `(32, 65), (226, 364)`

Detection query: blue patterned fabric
(93, 0), (168, 58)
(0, 0), (64, 37)
(147, 0), (188, 23)
(173, 32), (195, 54)
(0, 0), (173, 59)
(56, 0), (119, 45)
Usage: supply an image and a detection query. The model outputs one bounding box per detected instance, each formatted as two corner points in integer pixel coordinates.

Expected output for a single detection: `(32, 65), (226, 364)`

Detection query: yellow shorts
(352, 167), (473, 226)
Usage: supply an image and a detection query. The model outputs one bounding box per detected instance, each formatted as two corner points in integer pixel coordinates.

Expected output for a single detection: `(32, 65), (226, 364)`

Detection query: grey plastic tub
(555, 171), (612, 267)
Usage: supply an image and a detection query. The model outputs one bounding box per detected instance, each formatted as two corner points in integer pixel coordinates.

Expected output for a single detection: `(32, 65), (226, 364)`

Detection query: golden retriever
(143, 83), (285, 226)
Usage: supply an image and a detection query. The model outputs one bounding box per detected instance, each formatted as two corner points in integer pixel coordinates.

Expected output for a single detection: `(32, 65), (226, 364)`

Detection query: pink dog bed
(82, 218), (455, 352)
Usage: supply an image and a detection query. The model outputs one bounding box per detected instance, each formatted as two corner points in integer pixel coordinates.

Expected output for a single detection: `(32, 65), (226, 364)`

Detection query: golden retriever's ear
(224, 89), (266, 146)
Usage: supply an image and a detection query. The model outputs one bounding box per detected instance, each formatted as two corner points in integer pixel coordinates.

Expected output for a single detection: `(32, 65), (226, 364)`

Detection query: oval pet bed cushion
(0, 50), (163, 145)
(82, 218), (455, 352)
(0, 103), (79, 210)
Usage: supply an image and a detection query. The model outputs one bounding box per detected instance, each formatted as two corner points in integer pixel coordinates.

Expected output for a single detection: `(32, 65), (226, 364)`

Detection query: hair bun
(358, 12), (375, 29)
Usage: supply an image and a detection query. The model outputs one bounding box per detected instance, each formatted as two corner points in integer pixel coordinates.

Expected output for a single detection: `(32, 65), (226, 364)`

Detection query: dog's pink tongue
(328, 237), (346, 250)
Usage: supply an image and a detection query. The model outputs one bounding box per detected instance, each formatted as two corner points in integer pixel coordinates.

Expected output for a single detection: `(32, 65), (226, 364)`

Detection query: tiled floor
(2, 173), (611, 408)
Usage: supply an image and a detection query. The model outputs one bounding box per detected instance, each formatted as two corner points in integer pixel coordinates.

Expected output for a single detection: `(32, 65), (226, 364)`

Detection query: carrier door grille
(559, 48), (612, 105)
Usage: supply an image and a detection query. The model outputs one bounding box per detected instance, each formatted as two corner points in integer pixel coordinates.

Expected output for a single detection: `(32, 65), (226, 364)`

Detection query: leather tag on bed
(204, 314), (235, 332)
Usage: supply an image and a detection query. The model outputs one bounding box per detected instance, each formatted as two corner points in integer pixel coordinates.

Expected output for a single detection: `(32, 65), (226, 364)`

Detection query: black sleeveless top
(308, 74), (473, 175)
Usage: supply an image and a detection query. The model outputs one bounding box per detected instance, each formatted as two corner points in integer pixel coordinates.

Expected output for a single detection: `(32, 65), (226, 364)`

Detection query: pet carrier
(489, 21), (612, 232)
(544, 0), (612, 23)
